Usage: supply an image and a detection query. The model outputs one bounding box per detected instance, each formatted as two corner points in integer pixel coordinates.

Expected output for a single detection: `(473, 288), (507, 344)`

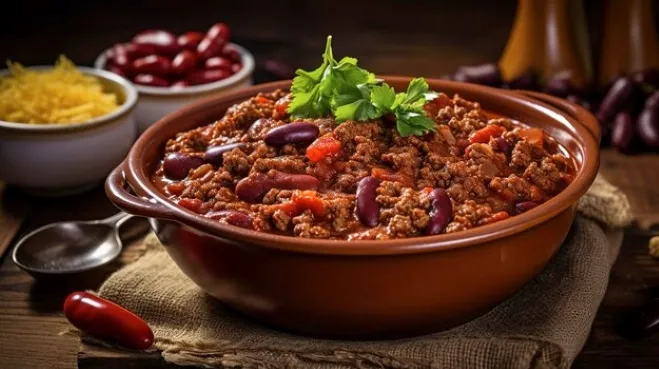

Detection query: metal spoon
(12, 212), (135, 277)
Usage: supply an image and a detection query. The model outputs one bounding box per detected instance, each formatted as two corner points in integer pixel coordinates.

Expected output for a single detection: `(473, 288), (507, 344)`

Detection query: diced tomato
(178, 198), (203, 213)
(469, 125), (505, 144)
(274, 96), (290, 117)
(291, 190), (326, 217)
(254, 96), (271, 105)
(306, 134), (342, 163)
(529, 185), (544, 203)
(481, 211), (511, 225)
(518, 127), (544, 146)
(166, 182), (185, 196)
(424, 93), (452, 117)
(272, 202), (299, 217)
(371, 167), (414, 187)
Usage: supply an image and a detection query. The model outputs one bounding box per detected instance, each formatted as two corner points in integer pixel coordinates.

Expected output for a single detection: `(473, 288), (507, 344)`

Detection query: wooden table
(1, 1), (659, 367)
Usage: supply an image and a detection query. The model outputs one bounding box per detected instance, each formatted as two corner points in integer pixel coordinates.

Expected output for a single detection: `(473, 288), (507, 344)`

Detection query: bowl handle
(513, 90), (601, 143)
(105, 164), (175, 220)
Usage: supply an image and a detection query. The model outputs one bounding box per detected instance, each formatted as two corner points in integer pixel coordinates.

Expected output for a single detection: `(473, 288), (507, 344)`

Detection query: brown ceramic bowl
(105, 77), (600, 339)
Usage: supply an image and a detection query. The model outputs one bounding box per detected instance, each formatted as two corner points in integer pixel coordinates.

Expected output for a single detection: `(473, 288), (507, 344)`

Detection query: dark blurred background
(2, 0), (655, 83)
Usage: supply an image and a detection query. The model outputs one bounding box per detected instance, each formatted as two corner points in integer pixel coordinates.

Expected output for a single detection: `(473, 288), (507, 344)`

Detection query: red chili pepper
(63, 292), (154, 350)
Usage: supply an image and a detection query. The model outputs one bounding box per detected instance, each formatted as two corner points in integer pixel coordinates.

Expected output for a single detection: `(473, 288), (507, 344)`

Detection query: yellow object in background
(0, 56), (119, 124)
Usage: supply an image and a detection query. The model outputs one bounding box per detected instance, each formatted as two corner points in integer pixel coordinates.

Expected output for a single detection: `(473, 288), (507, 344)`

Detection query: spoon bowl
(12, 212), (133, 278)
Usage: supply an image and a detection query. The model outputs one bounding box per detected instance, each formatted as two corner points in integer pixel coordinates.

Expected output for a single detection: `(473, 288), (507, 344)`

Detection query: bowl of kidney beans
(95, 22), (254, 133)
(443, 64), (659, 154)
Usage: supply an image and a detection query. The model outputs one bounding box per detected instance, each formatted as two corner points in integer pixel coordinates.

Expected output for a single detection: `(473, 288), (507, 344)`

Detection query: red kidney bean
(163, 153), (204, 179)
(222, 45), (241, 62)
(204, 56), (232, 70)
(197, 37), (226, 61)
(107, 65), (126, 78)
(186, 69), (230, 85)
(231, 63), (242, 74)
(545, 71), (575, 98)
(133, 74), (170, 87)
(108, 45), (133, 73)
(177, 31), (204, 51)
(171, 80), (189, 88)
(206, 23), (230, 43)
(235, 171), (320, 203)
(646, 91), (659, 111)
(425, 188), (452, 235)
(264, 122), (319, 147)
(64, 292), (153, 350)
(493, 137), (513, 156)
(207, 210), (254, 229)
(133, 55), (172, 76)
(597, 76), (634, 123)
(453, 64), (502, 86)
(633, 68), (659, 88)
(264, 59), (296, 80)
(133, 29), (179, 55)
(171, 50), (198, 75)
(203, 142), (246, 165)
(611, 112), (635, 152)
(515, 201), (538, 214)
(355, 176), (381, 227)
(637, 105), (659, 149)
(507, 71), (537, 90)
(178, 198), (203, 213)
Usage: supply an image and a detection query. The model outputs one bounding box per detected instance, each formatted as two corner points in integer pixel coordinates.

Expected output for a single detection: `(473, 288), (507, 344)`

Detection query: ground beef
(153, 89), (575, 240)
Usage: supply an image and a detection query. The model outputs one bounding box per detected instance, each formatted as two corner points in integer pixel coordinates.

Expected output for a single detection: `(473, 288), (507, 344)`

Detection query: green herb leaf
(370, 84), (396, 113)
(403, 77), (430, 104)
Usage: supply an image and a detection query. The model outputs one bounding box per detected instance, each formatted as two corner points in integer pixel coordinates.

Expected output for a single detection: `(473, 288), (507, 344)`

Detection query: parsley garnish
(287, 36), (438, 137)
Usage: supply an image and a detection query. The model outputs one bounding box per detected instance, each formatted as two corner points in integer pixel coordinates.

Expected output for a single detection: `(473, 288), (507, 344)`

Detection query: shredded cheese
(0, 56), (119, 124)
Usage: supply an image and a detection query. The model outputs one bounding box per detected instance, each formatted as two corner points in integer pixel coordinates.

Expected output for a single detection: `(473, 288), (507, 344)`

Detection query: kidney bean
(453, 63), (502, 86)
(222, 45), (241, 62)
(611, 112), (635, 152)
(207, 210), (254, 229)
(206, 22), (230, 42)
(231, 63), (242, 74)
(203, 142), (246, 165)
(133, 55), (172, 76)
(197, 37), (226, 61)
(107, 65), (126, 78)
(545, 71), (575, 98)
(204, 56), (232, 70)
(355, 176), (381, 227)
(637, 105), (659, 149)
(264, 122), (319, 147)
(264, 59), (296, 80)
(632, 68), (659, 88)
(171, 80), (189, 88)
(177, 31), (204, 51)
(171, 50), (198, 75)
(178, 198), (203, 213)
(507, 71), (537, 90)
(163, 153), (204, 179)
(425, 188), (453, 235)
(515, 201), (538, 214)
(597, 76), (634, 123)
(186, 69), (230, 85)
(64, 292), (153, 350)
(235, 171), (320, 203)
(646, 91), (659, 111)
(133, 29), (179, 55)
(133, 74), (170, 87)
(494, 137), (513, 156)
(108, 45), (133, 73)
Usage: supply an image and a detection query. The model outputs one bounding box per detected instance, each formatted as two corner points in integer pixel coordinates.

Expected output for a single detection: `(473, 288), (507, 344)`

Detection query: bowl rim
(94, 42), (255, 97)
(115, 77), (600, 256)
(0, 66), (138, 133)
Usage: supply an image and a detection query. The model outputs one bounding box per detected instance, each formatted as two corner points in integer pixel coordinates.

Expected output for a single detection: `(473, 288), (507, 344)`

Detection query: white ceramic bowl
(0, 67), (138, 196)
(94, 43), (254, 133)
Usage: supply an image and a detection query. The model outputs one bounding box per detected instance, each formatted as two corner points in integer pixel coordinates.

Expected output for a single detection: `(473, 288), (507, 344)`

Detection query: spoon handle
(104, 212), (135, 227)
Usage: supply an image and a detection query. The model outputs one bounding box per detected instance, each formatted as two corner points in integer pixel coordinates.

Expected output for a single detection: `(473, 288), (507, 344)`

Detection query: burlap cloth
(96, 174), (633, 369)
